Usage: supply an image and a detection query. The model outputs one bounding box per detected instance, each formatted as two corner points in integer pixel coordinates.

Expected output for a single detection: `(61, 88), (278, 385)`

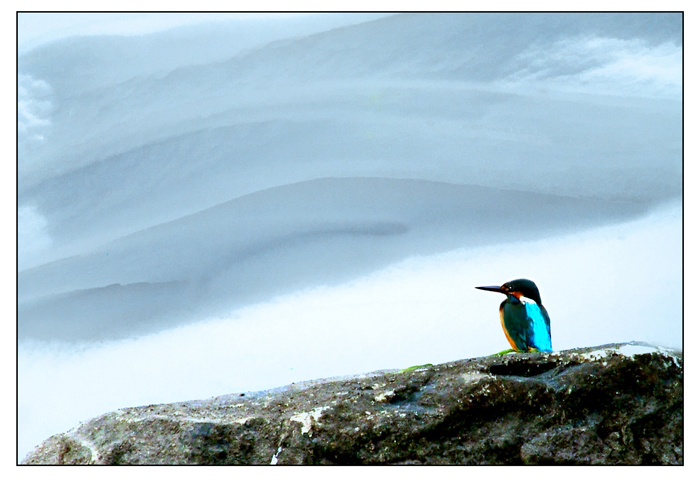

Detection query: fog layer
(17, 13), (681, 461)
(19, 14), (681, 342)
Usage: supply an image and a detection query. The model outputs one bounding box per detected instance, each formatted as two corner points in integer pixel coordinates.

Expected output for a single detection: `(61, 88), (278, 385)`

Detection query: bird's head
(475, 278), (542, 305)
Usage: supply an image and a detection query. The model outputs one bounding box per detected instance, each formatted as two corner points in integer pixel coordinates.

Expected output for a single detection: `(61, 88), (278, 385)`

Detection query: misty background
(17, 12), (681, 461)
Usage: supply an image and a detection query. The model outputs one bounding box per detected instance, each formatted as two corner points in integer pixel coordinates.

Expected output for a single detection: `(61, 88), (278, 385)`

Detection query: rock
(22, 341), (682, 465)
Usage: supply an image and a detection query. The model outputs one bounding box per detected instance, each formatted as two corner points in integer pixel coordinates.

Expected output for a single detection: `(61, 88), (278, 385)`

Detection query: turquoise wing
(524, 303), (552, 352)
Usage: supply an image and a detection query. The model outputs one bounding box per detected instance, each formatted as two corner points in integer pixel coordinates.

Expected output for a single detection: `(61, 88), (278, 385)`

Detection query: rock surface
(22, 342), (682, 465)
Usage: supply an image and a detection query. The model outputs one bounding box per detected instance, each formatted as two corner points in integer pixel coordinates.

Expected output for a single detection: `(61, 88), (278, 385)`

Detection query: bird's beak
(475, 285), (503, 294)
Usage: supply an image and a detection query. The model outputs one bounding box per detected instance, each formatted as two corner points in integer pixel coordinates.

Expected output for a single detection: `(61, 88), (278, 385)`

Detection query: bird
(475, 278), (552, 353)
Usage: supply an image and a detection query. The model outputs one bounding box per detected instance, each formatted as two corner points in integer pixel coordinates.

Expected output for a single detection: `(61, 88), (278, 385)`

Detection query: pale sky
(17, 12), (391, 54)
(18, 13), (276, 47)
(11, 5), (697, 464)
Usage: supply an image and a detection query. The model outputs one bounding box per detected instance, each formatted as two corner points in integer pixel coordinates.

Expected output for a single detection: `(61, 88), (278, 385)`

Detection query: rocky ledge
(22, 341), (682, 465)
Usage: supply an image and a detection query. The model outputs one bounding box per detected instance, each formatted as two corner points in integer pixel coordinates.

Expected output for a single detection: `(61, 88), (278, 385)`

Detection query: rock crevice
(22, 342), (682, 465)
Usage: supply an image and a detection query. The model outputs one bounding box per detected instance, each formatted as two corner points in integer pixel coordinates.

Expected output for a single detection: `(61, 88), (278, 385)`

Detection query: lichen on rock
(21, 341), (682, 465)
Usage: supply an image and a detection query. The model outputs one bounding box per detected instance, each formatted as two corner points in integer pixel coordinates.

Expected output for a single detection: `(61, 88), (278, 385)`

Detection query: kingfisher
(476, 278), (552, 353)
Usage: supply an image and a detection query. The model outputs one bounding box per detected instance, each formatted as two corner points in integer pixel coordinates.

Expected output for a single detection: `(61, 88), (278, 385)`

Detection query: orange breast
(499, 307), (518, 350)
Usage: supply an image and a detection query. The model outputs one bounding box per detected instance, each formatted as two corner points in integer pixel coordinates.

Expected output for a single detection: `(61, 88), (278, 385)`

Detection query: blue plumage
(476, 278), (552, 353)
(523, 302), (552, 352)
